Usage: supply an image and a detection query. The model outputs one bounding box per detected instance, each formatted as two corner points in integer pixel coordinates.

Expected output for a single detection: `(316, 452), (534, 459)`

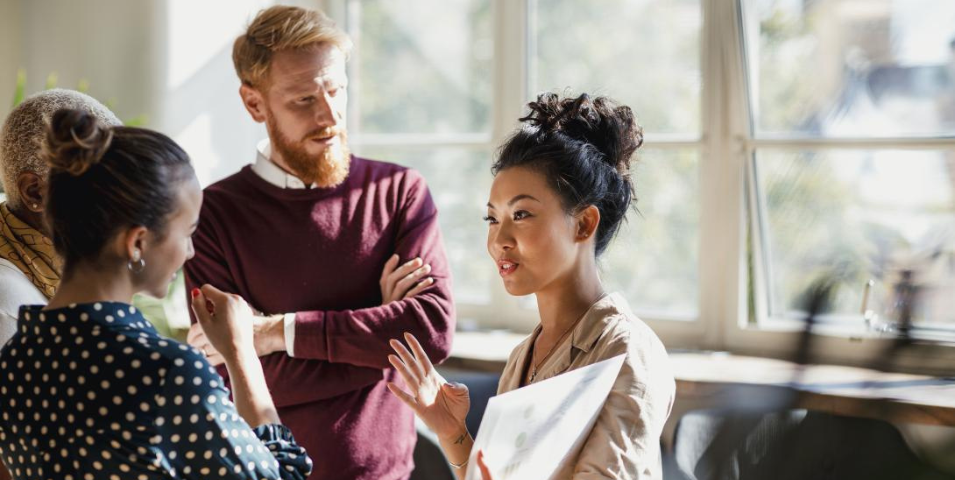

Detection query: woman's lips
(498, 260), (519, 277)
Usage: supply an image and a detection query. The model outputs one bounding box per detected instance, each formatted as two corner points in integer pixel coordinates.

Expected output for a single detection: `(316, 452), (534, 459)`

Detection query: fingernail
(415, 257), (423, 265)
(191, 288), (200, 298)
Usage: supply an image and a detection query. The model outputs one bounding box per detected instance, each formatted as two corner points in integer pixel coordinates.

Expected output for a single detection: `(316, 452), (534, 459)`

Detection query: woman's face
(140, 176), (202, 298)
(486, 166), (580, 296)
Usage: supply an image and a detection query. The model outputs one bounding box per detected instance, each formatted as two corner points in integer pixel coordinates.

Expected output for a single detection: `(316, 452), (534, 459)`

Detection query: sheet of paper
(465, 354), (626, 480)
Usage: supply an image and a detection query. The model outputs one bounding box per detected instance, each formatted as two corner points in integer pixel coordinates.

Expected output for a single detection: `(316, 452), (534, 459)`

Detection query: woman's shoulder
(583, 294), (667, 359)
(582, 294), (674, 396)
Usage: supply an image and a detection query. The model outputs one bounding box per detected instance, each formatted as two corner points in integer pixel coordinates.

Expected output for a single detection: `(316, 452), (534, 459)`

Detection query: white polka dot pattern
(0, 302), (312, 479)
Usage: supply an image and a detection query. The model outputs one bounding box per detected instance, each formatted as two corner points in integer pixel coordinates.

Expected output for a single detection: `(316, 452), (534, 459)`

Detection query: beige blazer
(497, 293), (675, 480)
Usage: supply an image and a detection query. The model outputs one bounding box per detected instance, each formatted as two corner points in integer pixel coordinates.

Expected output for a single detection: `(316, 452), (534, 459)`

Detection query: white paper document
(465, 354), (626, 480)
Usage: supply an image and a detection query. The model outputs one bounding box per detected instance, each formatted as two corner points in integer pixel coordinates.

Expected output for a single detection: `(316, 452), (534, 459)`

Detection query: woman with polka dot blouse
(0, 109), (312, 479)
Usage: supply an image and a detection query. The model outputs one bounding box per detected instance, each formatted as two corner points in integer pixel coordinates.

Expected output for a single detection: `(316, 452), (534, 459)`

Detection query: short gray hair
(1, 89), (121, 208)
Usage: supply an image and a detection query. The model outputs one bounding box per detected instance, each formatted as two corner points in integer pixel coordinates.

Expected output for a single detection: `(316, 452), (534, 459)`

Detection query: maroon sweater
(185, 156), (455, 480)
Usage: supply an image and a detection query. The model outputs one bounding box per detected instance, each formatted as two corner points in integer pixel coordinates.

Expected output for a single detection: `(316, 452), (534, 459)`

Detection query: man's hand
(380, 254), (434, 304)
(188, 311), (286, 366)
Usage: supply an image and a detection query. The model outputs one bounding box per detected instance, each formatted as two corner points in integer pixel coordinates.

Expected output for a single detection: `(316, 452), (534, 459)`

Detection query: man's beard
(266, 115), (351, 188)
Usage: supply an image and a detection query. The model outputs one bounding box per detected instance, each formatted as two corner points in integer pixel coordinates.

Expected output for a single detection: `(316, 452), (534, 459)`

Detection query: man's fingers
(390, 339), (425, 380)
(402, 277), (435, 300)
(393, 264), (431, 297)
(403, 332), (435, 374)
(380, 254), (400, 281)
(388, 258), (424, 284)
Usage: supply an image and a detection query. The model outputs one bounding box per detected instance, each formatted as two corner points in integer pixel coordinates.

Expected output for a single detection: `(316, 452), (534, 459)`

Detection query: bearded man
(184, 6), (455, 480)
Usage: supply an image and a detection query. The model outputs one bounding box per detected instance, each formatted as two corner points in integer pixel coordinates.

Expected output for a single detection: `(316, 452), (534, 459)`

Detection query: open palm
(387, 333), (470, 440)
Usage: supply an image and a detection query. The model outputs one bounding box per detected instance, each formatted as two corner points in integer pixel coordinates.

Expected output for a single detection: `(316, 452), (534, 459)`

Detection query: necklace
(528, 314), (585, 383)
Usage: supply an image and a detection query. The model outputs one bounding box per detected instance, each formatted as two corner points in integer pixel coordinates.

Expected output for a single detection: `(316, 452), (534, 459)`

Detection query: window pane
(756, 149), (955, 327)
(749, 0), (955, 137)
(350, 0), (492, 134)
(353, 147), (495, 305)
(604, 149), (700, 318)
(532, 0), (702, 135)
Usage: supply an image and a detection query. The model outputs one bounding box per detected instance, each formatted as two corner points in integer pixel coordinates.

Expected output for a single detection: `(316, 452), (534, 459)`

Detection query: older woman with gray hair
(0, 88), (120, 345)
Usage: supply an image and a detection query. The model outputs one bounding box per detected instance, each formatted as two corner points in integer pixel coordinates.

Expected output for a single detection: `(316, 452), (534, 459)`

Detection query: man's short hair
(233, 5), (352, 89)
(0, 89), (121, 208)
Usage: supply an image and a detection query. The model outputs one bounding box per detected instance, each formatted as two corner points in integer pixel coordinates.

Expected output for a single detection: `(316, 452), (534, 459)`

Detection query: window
(334, 0), (955, 364)
(744, 0), (955, 335)
(341, 0), (703, 329)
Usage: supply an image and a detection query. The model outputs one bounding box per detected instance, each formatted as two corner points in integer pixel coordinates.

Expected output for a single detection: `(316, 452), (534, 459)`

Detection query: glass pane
(520, 149), (701, 318)
(350, 0), (492, 134)
(353, 147), (495, 305)
(756, 149), (955, 327)
(603, 149), (700, 318)
(749, 0), (955, 137)
(532, 0), (702, 135)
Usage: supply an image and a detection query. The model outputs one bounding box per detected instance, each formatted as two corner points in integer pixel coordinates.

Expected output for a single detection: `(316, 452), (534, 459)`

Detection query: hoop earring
(128, 249), (146, 274)
(128, 258), (146, 273)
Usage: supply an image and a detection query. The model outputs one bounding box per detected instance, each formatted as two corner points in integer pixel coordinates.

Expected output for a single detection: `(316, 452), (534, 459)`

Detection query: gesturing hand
(189, 285), (256, 364)
(387, 332), (470, 442)
(380, 255), (434, 304)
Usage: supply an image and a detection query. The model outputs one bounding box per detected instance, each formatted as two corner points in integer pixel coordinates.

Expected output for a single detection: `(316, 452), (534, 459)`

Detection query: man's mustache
(305, 126), (344, 141)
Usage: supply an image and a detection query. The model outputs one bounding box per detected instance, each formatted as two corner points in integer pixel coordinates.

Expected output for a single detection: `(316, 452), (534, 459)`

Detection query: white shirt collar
(250, 139), (317, 189)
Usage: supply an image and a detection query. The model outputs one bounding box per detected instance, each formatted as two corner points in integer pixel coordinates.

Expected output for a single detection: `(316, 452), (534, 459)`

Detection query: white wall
(2, 0), (326, 187)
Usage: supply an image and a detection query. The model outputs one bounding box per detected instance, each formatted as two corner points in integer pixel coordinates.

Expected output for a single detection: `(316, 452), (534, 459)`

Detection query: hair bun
(44, 108), (113, 176)
(522, 93), (643, 175)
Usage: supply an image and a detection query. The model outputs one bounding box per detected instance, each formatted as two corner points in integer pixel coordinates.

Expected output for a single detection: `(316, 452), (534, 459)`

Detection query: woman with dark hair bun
(389, 93), (675, 479)
(0, 109), (312, 479)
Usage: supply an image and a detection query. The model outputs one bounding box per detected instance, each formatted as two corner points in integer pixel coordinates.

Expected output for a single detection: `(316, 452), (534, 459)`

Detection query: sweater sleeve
(290, 171), (456, 369)
(185, 197), (387, 407)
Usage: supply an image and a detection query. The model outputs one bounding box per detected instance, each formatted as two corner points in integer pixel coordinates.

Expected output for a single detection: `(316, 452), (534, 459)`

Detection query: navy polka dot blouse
(0, 302), (312, 479)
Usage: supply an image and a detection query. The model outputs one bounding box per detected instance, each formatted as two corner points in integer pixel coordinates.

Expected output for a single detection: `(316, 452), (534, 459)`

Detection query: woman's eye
(513, 210), (531, 220)
(483, 215), (498, 225)
(299, 96), (315, 104)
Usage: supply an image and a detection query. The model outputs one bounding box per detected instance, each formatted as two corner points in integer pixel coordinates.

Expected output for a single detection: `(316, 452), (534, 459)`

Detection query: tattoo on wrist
(453, 433), (466, 445)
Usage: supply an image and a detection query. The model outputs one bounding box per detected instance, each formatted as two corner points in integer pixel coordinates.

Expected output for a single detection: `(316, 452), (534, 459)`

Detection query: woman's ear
(575, 205), (600, 243)
(16, 171), (45, 213)
(121, 225), (149, 263)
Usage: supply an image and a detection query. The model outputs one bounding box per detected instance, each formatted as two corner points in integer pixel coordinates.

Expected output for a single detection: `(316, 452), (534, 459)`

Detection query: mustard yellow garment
(0, 202), (59, 298)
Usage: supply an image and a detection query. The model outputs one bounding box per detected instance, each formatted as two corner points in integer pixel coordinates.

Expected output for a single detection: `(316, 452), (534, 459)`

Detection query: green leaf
(12, 68), (26, 107)
(44, 72), (58, 90)
(123, 115), (148, 127)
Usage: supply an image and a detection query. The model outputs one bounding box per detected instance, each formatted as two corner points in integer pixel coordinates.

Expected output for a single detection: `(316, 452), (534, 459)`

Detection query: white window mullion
(697, 0), (750, 351)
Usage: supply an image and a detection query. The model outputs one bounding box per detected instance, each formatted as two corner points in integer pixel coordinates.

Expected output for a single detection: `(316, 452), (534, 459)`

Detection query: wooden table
(446, 331), (955, 427)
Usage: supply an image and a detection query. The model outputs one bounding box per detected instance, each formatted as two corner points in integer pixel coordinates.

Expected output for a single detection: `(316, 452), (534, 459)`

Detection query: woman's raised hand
(387, 332), (471, 442)
(189, 285), (256, 364)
